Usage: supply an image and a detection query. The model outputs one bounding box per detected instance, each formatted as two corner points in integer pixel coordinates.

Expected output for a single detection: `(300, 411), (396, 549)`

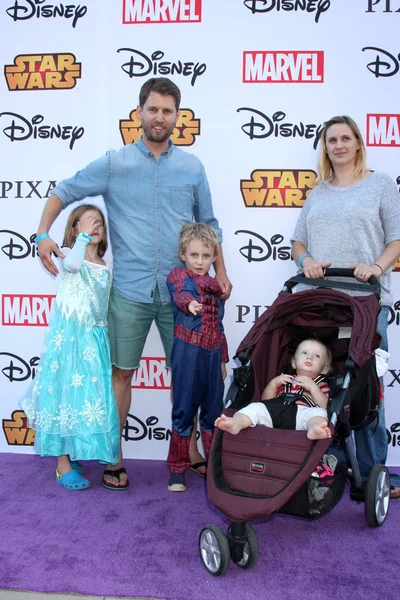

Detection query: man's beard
(142, 120), (175, 144)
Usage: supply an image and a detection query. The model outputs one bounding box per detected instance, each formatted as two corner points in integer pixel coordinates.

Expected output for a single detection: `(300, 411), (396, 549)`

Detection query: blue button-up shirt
(53, 138), (223, 304)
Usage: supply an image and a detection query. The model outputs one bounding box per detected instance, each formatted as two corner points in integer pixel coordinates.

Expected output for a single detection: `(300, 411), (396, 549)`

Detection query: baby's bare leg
(214, 413), (253, 435)
(307, 416), (331, 440)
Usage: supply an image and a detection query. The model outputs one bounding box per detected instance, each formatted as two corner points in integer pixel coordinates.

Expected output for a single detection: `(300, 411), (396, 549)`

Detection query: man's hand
(37, 237), (65, 276)
(216, 272), (233, 300)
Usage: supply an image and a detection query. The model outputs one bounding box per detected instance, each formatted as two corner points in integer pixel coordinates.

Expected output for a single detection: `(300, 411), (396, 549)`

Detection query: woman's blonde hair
(62, 204), (108, 258)
(315, 115), (367, 184)
(179, 222), (219, 255)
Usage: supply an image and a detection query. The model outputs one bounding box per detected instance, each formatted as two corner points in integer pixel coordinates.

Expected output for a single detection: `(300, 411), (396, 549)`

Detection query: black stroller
(199, 269), (391, 576)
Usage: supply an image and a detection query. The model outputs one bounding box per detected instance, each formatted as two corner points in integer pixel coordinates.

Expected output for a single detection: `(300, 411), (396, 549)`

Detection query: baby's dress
(20, 252), (120, 463)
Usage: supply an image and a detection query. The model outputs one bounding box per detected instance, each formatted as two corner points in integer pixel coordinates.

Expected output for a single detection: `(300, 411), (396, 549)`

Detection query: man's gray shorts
(108, 286), (173, 370)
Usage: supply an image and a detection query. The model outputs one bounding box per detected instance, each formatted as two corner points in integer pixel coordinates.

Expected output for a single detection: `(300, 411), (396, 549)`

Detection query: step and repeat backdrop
(1, 0), (400, 463)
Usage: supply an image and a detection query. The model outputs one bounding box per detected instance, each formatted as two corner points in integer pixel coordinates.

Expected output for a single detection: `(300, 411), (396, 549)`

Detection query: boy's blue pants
(170, 338), (224, 437)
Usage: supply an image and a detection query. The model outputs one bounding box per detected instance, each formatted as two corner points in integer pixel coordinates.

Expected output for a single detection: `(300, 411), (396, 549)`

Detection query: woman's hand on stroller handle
(301, 257), (331, 279)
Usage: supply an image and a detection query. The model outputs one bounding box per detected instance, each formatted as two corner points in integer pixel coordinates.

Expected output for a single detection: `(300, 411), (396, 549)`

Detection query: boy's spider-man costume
(166, 267), (228, 474)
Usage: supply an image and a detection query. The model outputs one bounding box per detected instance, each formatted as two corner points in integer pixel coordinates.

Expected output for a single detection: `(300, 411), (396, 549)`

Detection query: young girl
(20, 204), (120, 490)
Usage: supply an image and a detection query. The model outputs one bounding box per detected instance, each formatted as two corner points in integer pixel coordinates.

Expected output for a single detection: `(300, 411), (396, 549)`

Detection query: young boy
(215, 339), (332, 440)
(167, 223), (229, 492)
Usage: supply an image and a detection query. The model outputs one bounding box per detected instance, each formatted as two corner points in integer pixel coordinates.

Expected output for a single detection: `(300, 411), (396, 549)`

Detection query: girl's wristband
(373, 263), (383, 275)
(34, 232), (49, 244)
(297, 253), (311, 268)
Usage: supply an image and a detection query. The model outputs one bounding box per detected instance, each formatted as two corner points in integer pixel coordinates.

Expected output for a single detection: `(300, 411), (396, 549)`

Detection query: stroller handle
(283, 268), (380, 298)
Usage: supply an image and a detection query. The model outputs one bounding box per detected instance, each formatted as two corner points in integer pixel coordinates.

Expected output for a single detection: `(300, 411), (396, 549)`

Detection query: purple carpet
(0, 454), (398, 600)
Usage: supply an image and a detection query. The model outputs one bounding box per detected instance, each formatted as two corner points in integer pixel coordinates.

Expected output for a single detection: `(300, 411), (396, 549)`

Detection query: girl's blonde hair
(315, 115), (367, 184)
(62, 204), (108, 258)
(179, 222), (219, 255)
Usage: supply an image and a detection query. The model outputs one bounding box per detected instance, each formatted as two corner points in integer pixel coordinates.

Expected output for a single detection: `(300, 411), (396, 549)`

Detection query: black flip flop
(189, 461), (207, 479)
(102, 467), (130, 490)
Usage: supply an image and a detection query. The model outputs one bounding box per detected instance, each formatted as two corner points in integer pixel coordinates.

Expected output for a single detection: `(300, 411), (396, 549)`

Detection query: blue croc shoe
(70, 461), (83, 475)
(56, 469), (90, 490)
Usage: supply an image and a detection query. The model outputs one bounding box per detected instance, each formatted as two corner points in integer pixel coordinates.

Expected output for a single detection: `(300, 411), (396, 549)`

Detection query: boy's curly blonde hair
(179, 223), (219, 255)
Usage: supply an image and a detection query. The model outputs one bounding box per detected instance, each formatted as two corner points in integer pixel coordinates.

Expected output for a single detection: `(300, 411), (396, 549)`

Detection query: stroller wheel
(199, 525), (231, 576)
(364, 465), (390, 527)
(227, 522), (259, 570)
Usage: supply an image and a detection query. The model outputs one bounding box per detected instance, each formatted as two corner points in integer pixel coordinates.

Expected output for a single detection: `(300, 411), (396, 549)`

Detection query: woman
(291, 115), (400, 499)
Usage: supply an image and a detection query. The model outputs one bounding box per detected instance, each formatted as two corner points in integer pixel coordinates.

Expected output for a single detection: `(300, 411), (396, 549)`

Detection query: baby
(215, 339), (332, 440)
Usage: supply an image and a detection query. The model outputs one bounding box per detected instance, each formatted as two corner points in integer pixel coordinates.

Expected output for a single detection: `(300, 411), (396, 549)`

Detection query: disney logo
(0, 112), (84, 150)
(0, 231), (37, 260)
(388, 302), (400, 325)
(362, 46), (400, 78)
(235, 230), (292, 262)
(6, 1), (87, 28)
(122, 413), (171, 441)
(237, 108), (323, 149)
(0, 352), (40, 382)
(117, 48), (206, 87)
(243, 0), (330, 23)
(387, 423), (400, 446)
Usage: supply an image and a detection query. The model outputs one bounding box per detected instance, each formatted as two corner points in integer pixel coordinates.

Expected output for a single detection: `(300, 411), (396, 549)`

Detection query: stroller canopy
(236, 288), (381, 401)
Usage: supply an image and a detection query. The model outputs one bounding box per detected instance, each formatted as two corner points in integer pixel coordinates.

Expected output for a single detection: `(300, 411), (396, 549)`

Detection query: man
(35, 77), (232, 490)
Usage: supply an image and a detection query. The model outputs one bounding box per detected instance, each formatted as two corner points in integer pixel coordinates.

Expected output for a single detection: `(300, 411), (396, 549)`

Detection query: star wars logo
(131, 357), (171, 389)
(366, 0), (400, 12)
(238, 108), (323, 150)
(0, 231), (38, 260)
(3, 410), (35, 445)
(5, 53), (81, 91)
(241, 169), (317, 207)
(243, 51), (324, 83)
(243, 0), (331, 23)
(122, 413), (171, 441)
(367, 114), (400, 146)
(0, 353), (40, 382)
(2, 295), (55, 326)
(123, 0), (201, 23)
(120, 107), (200, 146)
(5, 1), (87, 28)
(235, 230), (292, 263)
(117, 48), (206, 86)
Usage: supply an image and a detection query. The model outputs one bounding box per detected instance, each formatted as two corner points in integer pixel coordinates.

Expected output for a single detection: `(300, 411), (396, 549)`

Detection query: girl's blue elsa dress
(20, 235), (120, 464)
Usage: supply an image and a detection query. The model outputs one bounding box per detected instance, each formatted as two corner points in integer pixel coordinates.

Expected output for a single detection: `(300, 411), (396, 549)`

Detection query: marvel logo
(243, 51), (324, 83)
(2, 294), (55, 326)
(367, 114), (400, 146)
(131, 357), (171, 389)
(123, 0), (201, 23)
